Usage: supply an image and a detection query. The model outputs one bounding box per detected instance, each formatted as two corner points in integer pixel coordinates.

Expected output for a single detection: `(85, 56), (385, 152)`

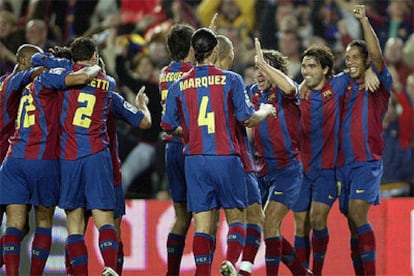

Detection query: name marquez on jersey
(89, 78), (109, 90)
(179, 75), (226, 91)
(160, 72), (185, 82)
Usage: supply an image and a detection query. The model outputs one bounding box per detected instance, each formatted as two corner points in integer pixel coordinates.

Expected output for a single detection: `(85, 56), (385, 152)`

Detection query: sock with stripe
(66, 234), (88, 275)
(3, 227), (22, 276)
(226, 222), (246, 265)
(99, 224), (119, 270)
(357, 224), (376, 275)
(30, 227), (52, 276)
(239, 223), (262, 275)
(294, 235), (310, 269)
(312, 228), (329, 275)
(166, 233), (185, 275)
(265, 236), (282, 275)
(281, 237), (308, 275)
(193, 232), (213, 275)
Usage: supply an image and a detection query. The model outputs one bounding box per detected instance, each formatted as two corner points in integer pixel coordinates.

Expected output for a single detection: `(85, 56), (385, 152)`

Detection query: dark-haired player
(159, 23), (194, 276)
(296, 44), (350, 274)
(0, 44), (44, 270)
(55, 37), (119, 276)
(162, 28), (275, 276)
(248, 38), (311, 275)
(337, 5), (392, 275)
(0, 43), (101, 275)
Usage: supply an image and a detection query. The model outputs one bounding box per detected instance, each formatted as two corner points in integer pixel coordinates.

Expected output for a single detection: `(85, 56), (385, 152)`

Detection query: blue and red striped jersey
(248, 84), (301, 169)
(159, 61), (192, 143)
(58, 64), (115, 160)
(108, 91), (144, 186)
(236, 123), (255, 172)
(300, 73), (350, 172)
(338, 62), (393, 165)
(7, 67), (68, 160)
(0, 69), (33, 161)
(161, 65), (254, 156)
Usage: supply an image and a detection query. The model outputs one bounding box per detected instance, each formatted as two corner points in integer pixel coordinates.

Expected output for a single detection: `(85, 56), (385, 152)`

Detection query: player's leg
(165, 142), (191, 276)
(65, 208), (88, 275)
(310, 201), (331, 275)
(239, 172), (264, 276)
(114, 216), (123, 275)
(193, 210), (214, 276)
(3, 204), (27, 275)
(349, 199), (374, 275)
(167, 201), (192, 276)
(291, 173), (311, 270)
(92, 209), (118, 274)
(290, 211), (310, 269)
(239, 202), (263, 276)
(348, 160), (382, 276)
(309, 169), (337, 275)
(30, 205), (55, 275)
(263, 200), (289, 275)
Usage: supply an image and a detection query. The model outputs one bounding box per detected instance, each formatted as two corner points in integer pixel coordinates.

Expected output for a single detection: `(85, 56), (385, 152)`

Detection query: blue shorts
(165, 142), (186, 202)
(59, 148), (115, 211)
(336, 160), (382, 215)
(263, 160), (303, 210)
(292, 168), (337, 212)
(0, 158), (59, 207)
(185, 155), (247, 213)
(246, 172), (261, 206)
(114, 184), (125, 218)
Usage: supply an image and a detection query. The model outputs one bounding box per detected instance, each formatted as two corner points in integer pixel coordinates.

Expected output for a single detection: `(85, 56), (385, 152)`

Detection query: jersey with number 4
(161, 65), (254, 156)
(59, 64), (115, 160)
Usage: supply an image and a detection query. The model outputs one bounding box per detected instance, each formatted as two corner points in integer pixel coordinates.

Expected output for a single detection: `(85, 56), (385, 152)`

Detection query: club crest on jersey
(267, 93), (276, 103)
(123, 101), (138, 113)
(322, 89), (333, 99)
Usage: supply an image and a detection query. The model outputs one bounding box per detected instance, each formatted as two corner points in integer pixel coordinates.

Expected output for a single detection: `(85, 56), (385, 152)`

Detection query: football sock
(312, 228), (329, 275)
(3, 227), (22, 276)
(98, 224), (119, 270)
(357, 224), (376, 275)
(66, 234), (88, 275)
(193, 232), (213, 275)
(226, 222), (246, 265)
(265, 236), (282, 275)
(30, 227), (52, 276)
(166, 233), (185, 275)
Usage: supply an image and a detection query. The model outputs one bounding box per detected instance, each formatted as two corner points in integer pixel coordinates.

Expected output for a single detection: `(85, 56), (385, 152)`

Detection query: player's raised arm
(254, 37), (297, 96)
(353, 5), (383, 71)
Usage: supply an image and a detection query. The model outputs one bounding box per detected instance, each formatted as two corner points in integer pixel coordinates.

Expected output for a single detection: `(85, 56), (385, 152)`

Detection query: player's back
(159, 61), (192, 143)
(59, 64), (115, 160)
(7, 70), (61, 160)
(0, 70), (33, 160)
(174, 65), (252, 156)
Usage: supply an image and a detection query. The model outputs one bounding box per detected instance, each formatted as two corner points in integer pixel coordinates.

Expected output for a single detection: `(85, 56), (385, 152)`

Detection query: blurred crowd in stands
(1, 0), (413, 199)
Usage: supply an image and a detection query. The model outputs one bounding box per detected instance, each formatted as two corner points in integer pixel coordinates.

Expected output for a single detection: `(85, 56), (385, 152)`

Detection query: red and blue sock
(193, 232), (213, 275)
(226, 222), (246, 265)
(66, 234), (88, 275)
(357, 224), (376, 275)
(98, 224), (119, 270)
(166, 233), (185, 276)
(294, 235), (310, 268)
(116, 241), (124, 275)
(30, 227), (52, 276)
(3, 227), (22, 276)
(312, 228), (329, 275)
(265, 236), (282, 275)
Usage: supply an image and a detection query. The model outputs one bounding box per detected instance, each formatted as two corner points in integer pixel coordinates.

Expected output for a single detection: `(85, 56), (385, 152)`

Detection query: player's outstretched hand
(364, 67), (380, 92)
(260, 103), (277, 118)
(136, 86), (149, 108)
